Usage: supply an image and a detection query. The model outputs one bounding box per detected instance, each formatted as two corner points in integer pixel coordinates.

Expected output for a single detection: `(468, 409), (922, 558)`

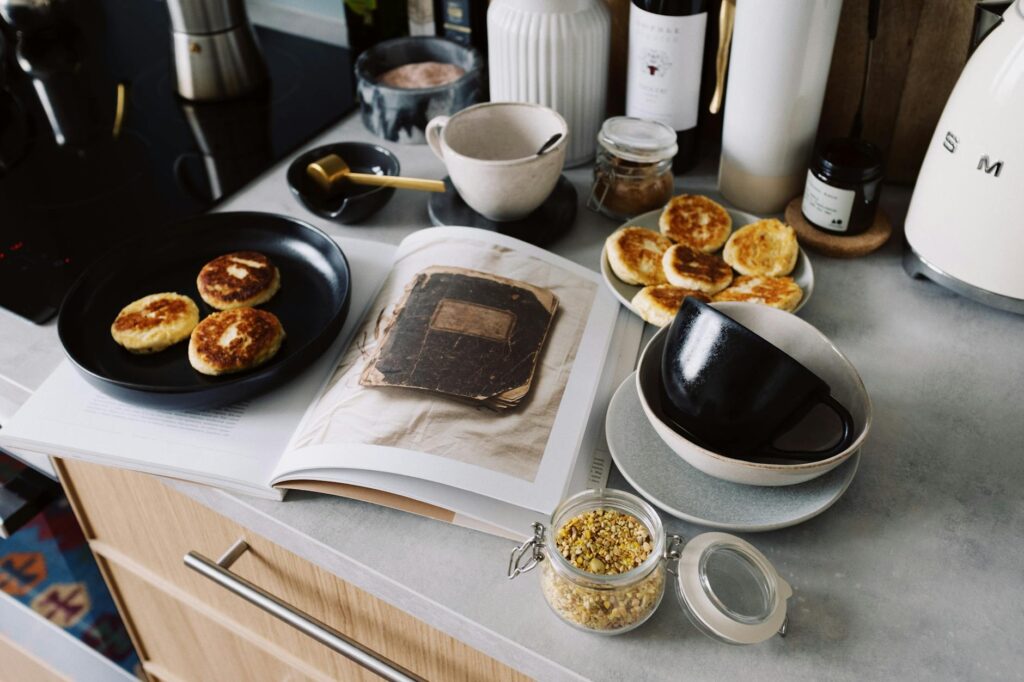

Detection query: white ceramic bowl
(635, 302), (872, 486)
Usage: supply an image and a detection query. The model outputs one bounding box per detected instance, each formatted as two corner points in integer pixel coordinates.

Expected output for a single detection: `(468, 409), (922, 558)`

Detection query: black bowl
(58, 212), (351, 410)
(287, 142), (400, 224)
(661, 298), (855, 461)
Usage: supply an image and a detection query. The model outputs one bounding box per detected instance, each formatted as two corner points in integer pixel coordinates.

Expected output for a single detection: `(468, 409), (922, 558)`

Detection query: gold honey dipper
(307, 154), (446, 195)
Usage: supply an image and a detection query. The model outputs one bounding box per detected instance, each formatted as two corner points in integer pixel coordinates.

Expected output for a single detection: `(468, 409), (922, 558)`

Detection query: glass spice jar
(509, 488), (793, 644)
(509, 489), (672, 635)
(588, 117), (677, 221)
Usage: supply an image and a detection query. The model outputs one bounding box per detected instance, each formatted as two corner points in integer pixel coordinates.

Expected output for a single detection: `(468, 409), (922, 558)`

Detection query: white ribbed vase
(487, 0), (610, 167)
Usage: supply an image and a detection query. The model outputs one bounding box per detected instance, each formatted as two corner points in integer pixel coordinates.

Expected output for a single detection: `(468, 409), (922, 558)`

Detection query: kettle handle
(709, 0), (736, 115)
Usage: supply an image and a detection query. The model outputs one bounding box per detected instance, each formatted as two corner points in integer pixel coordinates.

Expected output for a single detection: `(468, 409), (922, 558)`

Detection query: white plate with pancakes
(600, 200), (814, 325)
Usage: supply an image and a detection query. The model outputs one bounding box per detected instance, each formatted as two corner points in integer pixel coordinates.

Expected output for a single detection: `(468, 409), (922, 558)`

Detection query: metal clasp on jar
(508, 522), (546, 579)
(664, 534), (684, 576)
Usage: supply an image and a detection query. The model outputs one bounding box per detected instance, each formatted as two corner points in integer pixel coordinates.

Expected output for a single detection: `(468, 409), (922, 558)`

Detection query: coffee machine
(903, 1), (1024, 314)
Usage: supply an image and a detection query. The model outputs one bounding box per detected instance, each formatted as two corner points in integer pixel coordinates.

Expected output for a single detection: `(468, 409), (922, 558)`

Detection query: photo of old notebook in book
(360, 266), (559, 409)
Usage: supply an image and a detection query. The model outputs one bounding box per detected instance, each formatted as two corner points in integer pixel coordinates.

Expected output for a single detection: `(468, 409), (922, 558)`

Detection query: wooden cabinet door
(56, 459), (531, 682)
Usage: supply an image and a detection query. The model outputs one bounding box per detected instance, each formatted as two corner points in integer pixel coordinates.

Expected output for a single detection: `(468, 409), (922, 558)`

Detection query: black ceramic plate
(58, 212), (350, 410)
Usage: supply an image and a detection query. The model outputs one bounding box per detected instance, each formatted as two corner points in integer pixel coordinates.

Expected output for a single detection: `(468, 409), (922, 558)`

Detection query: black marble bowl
(287, 142), (400, 224)
(356, 37), (483, 144)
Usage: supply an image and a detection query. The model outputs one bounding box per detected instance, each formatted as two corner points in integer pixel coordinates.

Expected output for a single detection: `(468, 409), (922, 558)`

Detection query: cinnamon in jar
(588, 117), (677, 221)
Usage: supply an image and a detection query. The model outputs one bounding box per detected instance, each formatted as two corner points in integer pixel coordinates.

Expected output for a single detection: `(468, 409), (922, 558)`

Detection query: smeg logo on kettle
(942, 131), (1003, 177)
(943, 131), (959, 153)
(977, 155), (1003, 177)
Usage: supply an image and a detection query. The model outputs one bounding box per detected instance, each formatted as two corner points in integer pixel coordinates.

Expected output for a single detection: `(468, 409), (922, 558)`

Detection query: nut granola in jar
(508, 488), (794, 643)
(508, 489), (672, 635)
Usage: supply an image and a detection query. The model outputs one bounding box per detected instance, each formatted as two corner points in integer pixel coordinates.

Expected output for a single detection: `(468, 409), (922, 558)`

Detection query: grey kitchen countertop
(3, 111), (1023, 681)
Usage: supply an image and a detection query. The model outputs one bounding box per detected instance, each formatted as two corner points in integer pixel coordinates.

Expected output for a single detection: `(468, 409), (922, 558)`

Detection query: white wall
(247, 0), (349, 47)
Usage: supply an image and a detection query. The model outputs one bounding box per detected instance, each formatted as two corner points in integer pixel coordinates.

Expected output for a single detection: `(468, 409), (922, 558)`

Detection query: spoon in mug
(536, 133), (562, 156)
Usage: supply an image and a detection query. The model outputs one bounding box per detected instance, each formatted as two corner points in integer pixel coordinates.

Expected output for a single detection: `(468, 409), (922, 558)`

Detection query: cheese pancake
(712, 275), (803, 312)
(722, 219), (799, 276)
(606, 227), (673, 286)
(111, 293), (199, 354)
(197, 251), (281, 310)
(632, 285), (710, 327)
(188, 307), (285, 376)
(658, 194), (732, 252)
(661, 243), (733, 294)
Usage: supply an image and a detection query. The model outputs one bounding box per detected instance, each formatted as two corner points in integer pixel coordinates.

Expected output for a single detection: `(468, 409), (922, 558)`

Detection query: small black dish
(287, 142), (400, 224)
(58, 212), (351, 410)
(661, 298), (854, 462)
(428, 175), (576, 247)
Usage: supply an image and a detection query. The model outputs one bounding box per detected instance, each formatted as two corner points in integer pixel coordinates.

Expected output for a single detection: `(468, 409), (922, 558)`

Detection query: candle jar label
(802, 171), (855, 233)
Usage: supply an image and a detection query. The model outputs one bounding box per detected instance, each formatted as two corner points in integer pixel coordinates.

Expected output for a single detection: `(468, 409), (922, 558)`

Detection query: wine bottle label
(439, 0), (472, 45)
(626, 5), (707, 132)
(802, 171), (855, 233)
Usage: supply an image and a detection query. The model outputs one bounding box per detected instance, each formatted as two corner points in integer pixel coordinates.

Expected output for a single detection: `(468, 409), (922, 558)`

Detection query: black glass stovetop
(0, 0), (354, 323)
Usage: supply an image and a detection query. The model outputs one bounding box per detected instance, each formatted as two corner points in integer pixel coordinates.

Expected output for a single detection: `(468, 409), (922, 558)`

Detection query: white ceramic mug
(425, 102), (568, 221)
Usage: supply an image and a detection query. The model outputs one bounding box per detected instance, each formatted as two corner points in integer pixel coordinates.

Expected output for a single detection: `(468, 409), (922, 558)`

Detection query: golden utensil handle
(345, 173), (446, 193)
(709, 0), (735, 115)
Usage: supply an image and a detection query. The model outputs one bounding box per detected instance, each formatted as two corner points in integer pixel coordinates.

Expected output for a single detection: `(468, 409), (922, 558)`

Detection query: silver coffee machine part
(166, 0), (266, 101)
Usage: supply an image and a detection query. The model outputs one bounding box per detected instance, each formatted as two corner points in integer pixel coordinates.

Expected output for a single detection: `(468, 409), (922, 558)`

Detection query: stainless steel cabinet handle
(185, 539), (426, 682)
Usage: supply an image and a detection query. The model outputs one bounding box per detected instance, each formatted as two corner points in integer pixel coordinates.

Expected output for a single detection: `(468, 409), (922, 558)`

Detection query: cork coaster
(785, 196), (892, 258)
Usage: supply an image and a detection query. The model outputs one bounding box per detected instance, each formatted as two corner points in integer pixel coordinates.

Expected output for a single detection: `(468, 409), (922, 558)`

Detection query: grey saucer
(606, 373), (860, 532)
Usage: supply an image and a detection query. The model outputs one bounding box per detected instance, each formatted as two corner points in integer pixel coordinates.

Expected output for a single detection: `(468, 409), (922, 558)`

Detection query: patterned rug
(0, 456), (141, 677)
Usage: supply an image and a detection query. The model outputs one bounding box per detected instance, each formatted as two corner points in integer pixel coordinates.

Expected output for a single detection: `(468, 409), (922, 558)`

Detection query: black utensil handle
(761, 395), (856, 463)
(174, 153), (212, 203)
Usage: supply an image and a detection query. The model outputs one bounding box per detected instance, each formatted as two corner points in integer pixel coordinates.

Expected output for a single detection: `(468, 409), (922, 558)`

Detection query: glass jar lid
(675, 532), (791, 645)
(598, 116), (678, 164)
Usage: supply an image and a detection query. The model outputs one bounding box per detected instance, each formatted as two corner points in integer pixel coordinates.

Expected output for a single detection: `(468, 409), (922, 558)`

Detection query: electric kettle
(903, 0), (1024, 314)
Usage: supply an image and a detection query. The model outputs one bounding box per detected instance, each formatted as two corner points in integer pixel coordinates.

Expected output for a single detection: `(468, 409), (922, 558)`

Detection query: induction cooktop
(0, 0), (354, 323)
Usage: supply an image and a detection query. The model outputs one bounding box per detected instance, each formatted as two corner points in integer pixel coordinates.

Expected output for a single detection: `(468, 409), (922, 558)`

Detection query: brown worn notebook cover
(360, 266), (558, 408)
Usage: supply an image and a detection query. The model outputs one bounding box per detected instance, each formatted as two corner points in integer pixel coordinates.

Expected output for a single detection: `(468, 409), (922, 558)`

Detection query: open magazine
(0, 228), (643, 538)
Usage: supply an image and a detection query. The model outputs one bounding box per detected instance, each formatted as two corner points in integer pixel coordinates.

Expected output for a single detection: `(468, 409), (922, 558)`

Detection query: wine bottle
(433, 0), (488, 56)
(344, 0), (409, 60)
(625, 0), (708, 173)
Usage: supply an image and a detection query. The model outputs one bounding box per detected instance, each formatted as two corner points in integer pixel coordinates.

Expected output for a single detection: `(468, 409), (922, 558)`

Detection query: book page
(0, 362), (296, 497)
(276, 305), (642, 535)
(278, 227), (624, 513)
(0, 236), (396, 498)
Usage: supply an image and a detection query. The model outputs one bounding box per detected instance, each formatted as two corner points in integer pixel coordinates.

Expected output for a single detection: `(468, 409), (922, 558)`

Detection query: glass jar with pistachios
(509, 488), (794, 643)
(508, 489), (676, 635)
